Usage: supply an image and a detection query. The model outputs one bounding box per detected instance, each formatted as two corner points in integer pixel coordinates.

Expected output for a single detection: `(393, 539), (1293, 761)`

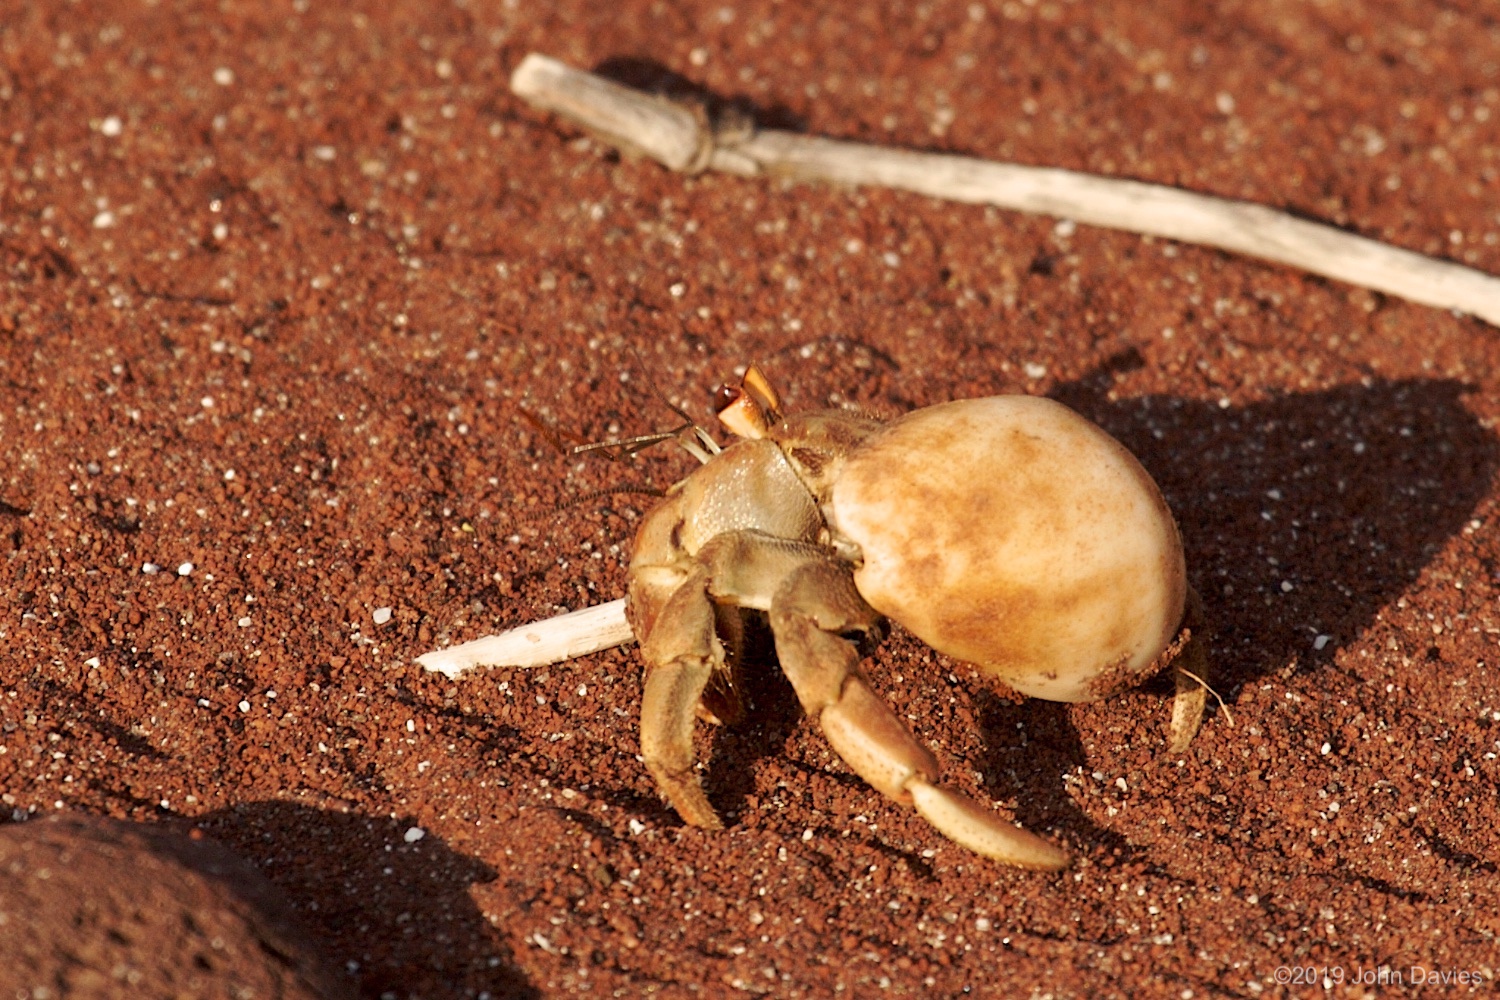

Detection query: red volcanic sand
(2, 2), (1498, 997)
(0, 812), (353, 998)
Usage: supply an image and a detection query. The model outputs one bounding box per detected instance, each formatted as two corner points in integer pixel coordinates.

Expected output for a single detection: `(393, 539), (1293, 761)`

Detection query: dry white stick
(417, 598), (633, 677)
(425, 54), (1500, 675)
(513, 53), (1500, 327)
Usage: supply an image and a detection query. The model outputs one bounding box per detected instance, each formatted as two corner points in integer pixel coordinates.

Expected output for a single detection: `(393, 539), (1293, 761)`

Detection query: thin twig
(1177, 667), (1235, 728)
(417, 598), (633, 677)
(417, 53), (1500, 675)
(511, 52), (1500, 327)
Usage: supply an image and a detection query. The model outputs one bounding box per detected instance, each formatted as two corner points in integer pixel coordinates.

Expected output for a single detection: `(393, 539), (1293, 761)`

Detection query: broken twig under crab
(416, 598), (634, 677)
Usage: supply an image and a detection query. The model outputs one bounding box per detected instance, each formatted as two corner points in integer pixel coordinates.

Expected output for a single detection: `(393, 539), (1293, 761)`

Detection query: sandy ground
(2, 1), (1499, 997)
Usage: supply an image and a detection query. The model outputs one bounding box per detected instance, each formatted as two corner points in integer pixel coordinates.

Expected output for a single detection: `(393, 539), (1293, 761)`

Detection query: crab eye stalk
(715, 364), (786, 440)
(713, 383), (740, 411)
(716, 383), (772, 440)
(739, 364), (784, 420)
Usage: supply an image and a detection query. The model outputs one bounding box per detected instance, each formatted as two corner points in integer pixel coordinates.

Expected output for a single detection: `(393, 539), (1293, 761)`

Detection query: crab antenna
(627, 342), (706, 432)
(514, 483), (668, 522)
(568, 426), (691, 458)
(518, 400), (695, 462)
(676, 424), (722, 464)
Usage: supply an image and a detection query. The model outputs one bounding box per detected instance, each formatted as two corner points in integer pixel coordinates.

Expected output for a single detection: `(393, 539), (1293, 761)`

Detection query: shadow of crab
(1055, 370), (1495, 690)
(941, 368), (1497, 855)
(517, 359), (1495, 867)
(196, 801), (534, 1000)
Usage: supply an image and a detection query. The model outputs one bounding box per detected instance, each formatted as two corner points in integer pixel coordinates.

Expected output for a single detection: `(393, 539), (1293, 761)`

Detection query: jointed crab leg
(765, 548), (1070, 871)
(634, 529), (1070, 868)
(636, 563), (728, 829)
(1167, 588), (1213, 754)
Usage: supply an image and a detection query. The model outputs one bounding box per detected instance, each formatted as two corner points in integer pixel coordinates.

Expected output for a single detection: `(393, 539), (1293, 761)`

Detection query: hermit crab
(623, 367), (1208, 870)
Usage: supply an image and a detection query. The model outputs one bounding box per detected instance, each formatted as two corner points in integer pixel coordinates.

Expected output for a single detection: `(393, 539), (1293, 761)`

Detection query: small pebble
(372, 606), (393, 625)
(177, 562), (194, 576)
(404, 826), (425, 843)
(141, 562), (160, 575)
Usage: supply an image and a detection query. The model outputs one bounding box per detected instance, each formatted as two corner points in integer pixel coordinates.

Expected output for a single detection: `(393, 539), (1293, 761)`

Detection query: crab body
(626, 372), (1205, 869)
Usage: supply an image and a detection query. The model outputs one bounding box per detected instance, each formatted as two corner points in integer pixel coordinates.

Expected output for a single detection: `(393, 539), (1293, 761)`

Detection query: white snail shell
(829, 395), (1186, 702)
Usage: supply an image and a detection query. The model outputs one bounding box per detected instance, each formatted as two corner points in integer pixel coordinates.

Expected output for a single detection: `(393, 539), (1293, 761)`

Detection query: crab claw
(769, 554), (1070, 870)
(813, 666), (1069, 871)
(907, 781), (1069, 870)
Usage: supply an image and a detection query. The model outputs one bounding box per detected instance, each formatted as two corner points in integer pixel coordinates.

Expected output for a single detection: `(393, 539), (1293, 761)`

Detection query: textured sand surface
(2, 2), (1498, 996)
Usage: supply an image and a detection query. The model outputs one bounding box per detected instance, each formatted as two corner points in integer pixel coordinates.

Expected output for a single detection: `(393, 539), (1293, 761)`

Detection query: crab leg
(678, 531), (1069, 870)
(765, 557), (1070, 871)
(636, 564), (727, 829)
(632, 534), (838, 829)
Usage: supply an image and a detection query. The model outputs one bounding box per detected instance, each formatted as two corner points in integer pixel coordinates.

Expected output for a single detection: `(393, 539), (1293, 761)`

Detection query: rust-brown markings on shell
(1083, 652), (1137, 700)
(834, 396), (1186, 699)
(937, 561), (1122, 684)
(1087, 621), (1191, 699)
(844, 410), (999, 596)
(839, 406), (1018, 658)
(853, 406), (1088, 658)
